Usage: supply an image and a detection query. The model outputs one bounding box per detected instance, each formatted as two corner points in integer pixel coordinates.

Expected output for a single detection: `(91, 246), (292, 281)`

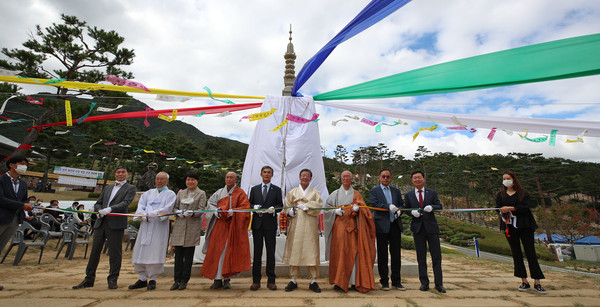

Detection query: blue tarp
(291, 0), (412, 96)
(575, 235), (600, 245)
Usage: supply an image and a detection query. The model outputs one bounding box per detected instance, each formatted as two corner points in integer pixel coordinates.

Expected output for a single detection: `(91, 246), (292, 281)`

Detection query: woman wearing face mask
(496, 171), (546, 294)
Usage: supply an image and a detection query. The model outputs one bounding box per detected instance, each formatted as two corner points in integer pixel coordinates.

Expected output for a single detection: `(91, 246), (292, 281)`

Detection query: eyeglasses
(380, 175), (390, 179)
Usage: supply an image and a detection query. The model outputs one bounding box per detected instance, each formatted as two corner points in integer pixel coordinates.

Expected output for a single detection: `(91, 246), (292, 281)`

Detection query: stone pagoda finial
(282, 24), (297, 96)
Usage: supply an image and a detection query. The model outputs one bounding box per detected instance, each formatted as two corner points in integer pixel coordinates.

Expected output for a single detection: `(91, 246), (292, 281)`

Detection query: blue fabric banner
(291, 0), (411, 96)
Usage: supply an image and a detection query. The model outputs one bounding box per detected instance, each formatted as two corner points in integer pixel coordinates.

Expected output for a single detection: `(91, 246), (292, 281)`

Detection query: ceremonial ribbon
(193, 111), (205, 117)
(76, 102), (96, 124)
(248, 108), (277, 121)
(55, 130), (69, 135)
(331, 118), (348, 126)
(566, 129), (587, 143)
(144, 107), (151, 127)
(375, 120), (401, 132)
(204, 86), (235, 105)
(549, 129), (558, 146)
(286, 113), (319, 123)
(18, 75), (65, 84)
(65, 100), (73, 126)
(156, 94), (190, 102)
(360, 118), (378, 126)
(105, 74), (150, 92)
(26, 96), (43, 105)
(158, 109), (177, 122)
(97, 105), (123, 112)
(143, 150), (156, 153)
(487, 128), (497, 141)
(89, 139), (103, 148)
(104, 142), (116, 146)
(0, 95), (17, 114)
(270, 119), (289, 132)
(0, 119), (28, 124)
(16, 144), (32, 150)
(412, 125), (438, 141)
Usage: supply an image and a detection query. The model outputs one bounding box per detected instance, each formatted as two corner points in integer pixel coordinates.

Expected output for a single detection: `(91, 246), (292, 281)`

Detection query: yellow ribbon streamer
(412, 125), (438, 141)
(144, 150), (156, 153)
(65, 100), (73, 126)
(158, 109), (177, 122)
(249, 108), (277, 121)
(0, 76), (264, 100)
(270, 119), (289, 132)
(89, 139), (103, 149)
(565, 138), (583, 143)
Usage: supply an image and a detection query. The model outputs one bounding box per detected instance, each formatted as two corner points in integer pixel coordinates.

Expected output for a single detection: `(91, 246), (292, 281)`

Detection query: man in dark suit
(369, 169), (405, 291)
(0, 156), (34, 291)
(73, 165), (136, 290)
(248, 166), (283, 291)
(404, 170), (445, 293)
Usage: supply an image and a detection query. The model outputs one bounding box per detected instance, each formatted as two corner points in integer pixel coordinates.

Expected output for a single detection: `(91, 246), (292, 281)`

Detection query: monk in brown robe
(200, 172), (251, 289)
(324, 171), (376, 293)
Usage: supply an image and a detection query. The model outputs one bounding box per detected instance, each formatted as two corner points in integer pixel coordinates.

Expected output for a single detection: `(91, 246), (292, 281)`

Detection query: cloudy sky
(2, 0), (600, 162)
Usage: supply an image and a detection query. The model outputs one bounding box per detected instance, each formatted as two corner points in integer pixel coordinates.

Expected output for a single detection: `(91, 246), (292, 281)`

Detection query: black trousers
(252, 227), (277, 283)
(85, 221), (124, 283)
(174, 246), (195, 283)
(505, 226), (545, 280)
(375, 221), (402, 286)
(413, 227), (443, 287)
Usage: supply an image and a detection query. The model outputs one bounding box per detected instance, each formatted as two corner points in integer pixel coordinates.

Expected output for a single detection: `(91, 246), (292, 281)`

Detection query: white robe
(132, 188), (176, 265)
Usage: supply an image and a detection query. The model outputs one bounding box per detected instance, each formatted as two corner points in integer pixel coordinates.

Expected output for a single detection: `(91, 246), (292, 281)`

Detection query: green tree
(0, 14), (135, 161)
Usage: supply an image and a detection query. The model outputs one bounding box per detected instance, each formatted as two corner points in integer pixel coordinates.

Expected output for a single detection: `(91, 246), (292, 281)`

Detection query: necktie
(384, 187), (394, 222)
(262, 185), (268, 201)
(418, 190), (423, 207)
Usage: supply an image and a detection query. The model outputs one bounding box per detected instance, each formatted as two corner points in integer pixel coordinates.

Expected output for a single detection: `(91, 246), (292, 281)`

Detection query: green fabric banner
(313, 33), (600, 101)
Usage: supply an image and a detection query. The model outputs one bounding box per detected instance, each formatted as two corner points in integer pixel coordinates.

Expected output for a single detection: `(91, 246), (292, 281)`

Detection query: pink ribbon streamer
(26, 96), (43, 105)
(144, 107), (151, 127)
(447, 126), (467, 130)
(360, 118), (378, 126)
(106, 75), (150, 92)
(487, 128), (497, 141)
(104, 142), (116, 146)
(286, 113), (319, 123)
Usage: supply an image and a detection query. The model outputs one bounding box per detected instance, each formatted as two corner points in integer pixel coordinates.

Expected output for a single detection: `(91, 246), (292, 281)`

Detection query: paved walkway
(0, 241), (598, 306)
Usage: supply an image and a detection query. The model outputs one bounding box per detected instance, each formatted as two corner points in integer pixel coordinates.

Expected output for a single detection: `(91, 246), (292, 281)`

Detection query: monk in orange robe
(324, 171), (376, 293)
(200, 172), (251, 289)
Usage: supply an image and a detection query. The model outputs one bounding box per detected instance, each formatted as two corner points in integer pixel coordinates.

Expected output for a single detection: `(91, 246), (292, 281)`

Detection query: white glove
(253, 205), (261, 210)
(267, 206), (275, 214)
(288, 208), (296, 217)
(98, 207), (111, 217)
(334, 208), (344, 216)
(352, 204), (359, 212)
(395, 211), (401, 219)
(298, 204), (308, 211)
(389, 204), (398, 212)
(424, 205), (433, 213)
(175, 209), (185, 217)
(183, 210), (194, 217)
(215, 210), (221, 219)
(411, 210), (421, 218)
(133, 215), (142, 221)
(228, 208), (234, 217)
(148, 211), (158, 218)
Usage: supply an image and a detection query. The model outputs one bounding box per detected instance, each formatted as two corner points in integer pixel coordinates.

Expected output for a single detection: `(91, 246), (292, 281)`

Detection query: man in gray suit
(73, 165), (136, 290)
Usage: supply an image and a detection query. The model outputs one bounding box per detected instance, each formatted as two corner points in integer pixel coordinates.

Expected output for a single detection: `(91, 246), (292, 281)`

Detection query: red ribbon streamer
(16, 144), (32, 150)
(28, 103), (262, 131)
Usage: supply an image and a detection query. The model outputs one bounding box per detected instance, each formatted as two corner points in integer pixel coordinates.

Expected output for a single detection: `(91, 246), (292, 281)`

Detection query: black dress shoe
(210, 279), (223, 289)
(435, 285), (446, 293)
(223, 279), (231, 289)
(128, 279), (147, 290)
(170, 282), (180, 291)
(284, 281), (297, 292)
(350, 285), (358, 292)
(73, 280), (94, 289)
(147, 280), (156, 290)
(108, 281), (118, 290)
(178, 282), (187, 290)
(419, 284), (429, 291)
(0, 285), (3, 291)
(309, 282), (321, 293)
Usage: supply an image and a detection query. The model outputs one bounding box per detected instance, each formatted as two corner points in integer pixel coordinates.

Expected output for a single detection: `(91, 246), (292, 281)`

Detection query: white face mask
(15, 164), (27, 174)
(503, 179), (513, 188)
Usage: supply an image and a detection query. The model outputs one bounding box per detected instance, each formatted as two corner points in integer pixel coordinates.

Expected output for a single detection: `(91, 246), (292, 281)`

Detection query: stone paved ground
(0, 240), (598, 307)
